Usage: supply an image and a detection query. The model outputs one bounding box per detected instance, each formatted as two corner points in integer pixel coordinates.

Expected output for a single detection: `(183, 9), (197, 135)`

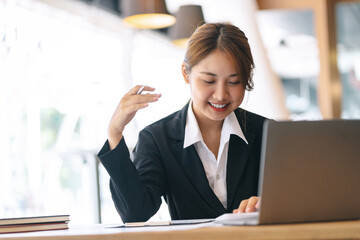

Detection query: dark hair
(184, 23), (255, 91)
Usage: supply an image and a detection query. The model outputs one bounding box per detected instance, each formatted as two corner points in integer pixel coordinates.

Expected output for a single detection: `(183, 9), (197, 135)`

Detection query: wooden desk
(1, 220), (360, 240)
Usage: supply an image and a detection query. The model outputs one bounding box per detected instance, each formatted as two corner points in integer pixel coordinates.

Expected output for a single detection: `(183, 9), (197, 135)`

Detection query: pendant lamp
(121, 0), (176, 29)
(169, 5), (205, 48)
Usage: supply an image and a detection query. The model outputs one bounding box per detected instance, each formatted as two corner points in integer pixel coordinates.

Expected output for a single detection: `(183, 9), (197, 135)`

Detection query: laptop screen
(258, 120), (360, 224)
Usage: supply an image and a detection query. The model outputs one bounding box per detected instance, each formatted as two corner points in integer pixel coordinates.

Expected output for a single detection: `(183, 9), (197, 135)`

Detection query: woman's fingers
(113, 92), (161, 129)
(121, 101), (150, 116)
(234, 199), (248, 213)
(245, 196), (259, 212)
(233, 196), (260, 213)
(255, 198), (261, 209)
(107, 85), (161, 149)
(127, 85), (155, 96)
(116, 94), (160, 121)
(119, 86), (160, 111)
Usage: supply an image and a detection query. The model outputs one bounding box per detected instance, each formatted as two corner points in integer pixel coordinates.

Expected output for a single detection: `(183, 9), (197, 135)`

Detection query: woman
(98, 23), (264, 223)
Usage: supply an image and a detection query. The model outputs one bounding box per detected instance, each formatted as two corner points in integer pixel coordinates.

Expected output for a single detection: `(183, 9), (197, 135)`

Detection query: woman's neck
(194, 114), (224, 159)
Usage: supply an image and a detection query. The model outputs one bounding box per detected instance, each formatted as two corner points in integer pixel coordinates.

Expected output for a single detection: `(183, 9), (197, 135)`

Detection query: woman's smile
(208, 102), (230, 112)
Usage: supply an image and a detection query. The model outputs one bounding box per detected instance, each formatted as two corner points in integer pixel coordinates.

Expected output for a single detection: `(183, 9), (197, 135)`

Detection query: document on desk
(214, 212), (259, 225)
(122, 212), (260, 228)
(124, 218), (214, 227)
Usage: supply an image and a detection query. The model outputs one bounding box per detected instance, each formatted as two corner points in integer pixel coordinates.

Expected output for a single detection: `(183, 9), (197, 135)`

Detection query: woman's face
(183, 49), (246, 125)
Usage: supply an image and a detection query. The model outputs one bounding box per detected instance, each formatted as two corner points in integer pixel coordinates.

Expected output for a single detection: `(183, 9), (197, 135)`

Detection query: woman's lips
(209, 102), (230, 112)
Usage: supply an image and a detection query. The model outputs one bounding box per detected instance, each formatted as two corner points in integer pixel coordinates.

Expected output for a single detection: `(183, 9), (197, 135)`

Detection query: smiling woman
(182, 49), (247, 159)
(98, 23), (266, 223)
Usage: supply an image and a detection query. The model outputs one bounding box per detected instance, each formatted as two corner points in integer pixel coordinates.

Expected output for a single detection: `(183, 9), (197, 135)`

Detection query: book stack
(0, 215), (70, 234)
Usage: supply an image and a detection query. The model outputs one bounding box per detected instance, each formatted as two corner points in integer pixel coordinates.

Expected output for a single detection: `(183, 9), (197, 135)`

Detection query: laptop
(216, 119), (360, 225)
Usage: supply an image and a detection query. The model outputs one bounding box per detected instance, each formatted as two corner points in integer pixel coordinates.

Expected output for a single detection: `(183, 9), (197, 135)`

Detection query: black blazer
(98, 103), (267, 223)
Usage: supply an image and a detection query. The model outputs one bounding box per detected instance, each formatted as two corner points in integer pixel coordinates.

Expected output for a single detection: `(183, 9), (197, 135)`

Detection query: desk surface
(1, 220), (360, 240)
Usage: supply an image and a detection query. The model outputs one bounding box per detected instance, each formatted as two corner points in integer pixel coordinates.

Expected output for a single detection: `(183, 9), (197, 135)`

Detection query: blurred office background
(0, 0), (359, 224)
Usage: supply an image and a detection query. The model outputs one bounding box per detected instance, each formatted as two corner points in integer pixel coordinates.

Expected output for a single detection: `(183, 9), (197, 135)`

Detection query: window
(0, 0), (185, 223)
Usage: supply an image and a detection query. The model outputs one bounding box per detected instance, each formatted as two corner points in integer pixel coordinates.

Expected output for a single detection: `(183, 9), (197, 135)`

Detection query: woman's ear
(181, 62), (189, 84)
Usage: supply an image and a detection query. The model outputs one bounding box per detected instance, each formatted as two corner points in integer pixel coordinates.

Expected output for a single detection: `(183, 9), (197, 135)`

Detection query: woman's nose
(213, 84), (228, 101)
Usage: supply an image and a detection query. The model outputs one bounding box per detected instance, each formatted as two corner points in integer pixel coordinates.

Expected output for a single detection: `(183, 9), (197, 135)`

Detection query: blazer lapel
(170, 142), (225, 213)
(167, 103), (225, 213)
(226, 133), (255, 209)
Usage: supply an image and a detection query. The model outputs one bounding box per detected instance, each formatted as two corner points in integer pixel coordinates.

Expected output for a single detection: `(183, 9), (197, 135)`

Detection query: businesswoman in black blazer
(98, 23), (265, 223)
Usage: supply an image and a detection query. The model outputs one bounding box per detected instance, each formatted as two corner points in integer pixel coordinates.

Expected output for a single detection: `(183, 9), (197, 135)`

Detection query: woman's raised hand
(108, 85), (161, 150)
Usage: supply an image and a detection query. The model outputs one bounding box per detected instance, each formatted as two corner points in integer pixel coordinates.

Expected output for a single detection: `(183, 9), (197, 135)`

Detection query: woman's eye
(203, 80), (215, 84)
(228, 81), (240, 85)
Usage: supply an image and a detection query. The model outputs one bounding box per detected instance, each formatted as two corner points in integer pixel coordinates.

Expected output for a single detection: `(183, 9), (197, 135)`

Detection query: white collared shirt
(183, 101), (248, 209)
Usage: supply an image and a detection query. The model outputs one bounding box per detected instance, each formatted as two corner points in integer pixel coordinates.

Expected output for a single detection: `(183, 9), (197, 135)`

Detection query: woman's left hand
(233, 196), (260, 213)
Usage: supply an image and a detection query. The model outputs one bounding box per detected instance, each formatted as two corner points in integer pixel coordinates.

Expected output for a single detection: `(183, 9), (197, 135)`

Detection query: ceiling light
(121, 0), (176, 29)
(169, 5), (205, 48)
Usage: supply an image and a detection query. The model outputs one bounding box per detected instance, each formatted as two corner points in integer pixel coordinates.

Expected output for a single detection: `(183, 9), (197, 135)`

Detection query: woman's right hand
(108, 85), (161, 150)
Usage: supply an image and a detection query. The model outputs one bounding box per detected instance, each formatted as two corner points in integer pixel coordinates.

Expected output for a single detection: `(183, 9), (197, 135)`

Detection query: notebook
(0, 215), (69, 233)
(216, 119), (360, 225)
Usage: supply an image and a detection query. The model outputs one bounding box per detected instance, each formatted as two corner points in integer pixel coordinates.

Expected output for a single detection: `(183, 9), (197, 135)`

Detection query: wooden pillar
(314, 0), (342, 118)
(256, 0), (343, 119)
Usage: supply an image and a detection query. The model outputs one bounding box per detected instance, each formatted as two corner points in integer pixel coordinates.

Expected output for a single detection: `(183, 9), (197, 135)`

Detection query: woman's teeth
(210, 103), (227, 109)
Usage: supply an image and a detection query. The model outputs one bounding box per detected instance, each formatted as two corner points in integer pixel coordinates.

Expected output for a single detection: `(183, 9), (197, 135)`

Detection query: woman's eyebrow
(199, 71), (238, 78)
(199, 71), (216, 76)
(229, 73), (238, 78)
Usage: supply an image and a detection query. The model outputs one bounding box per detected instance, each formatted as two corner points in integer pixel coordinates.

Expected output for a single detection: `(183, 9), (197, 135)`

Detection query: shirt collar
(183, 101), (248, 149)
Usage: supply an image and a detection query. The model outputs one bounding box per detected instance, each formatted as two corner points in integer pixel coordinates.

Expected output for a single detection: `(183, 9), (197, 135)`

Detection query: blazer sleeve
(98, 129), (167, 223)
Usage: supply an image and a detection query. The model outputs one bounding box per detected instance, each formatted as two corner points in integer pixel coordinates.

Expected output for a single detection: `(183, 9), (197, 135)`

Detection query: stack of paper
(0, 215), (70, 234)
